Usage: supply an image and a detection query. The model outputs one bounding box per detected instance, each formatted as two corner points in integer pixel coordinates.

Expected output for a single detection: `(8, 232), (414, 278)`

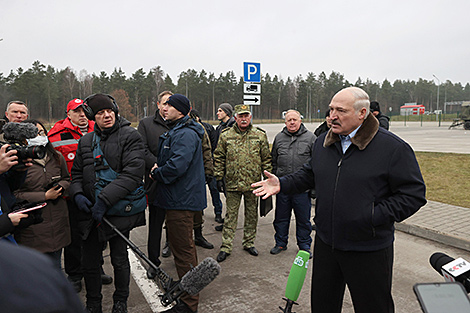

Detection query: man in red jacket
(48, 98), (112, 292)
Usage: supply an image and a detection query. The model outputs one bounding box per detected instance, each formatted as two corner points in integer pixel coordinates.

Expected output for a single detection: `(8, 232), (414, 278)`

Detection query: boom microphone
(3, 122), (38, 142)
(430, 252), (470, 293)
(160, 257), (221, 306)
(280, 250), (310, 313)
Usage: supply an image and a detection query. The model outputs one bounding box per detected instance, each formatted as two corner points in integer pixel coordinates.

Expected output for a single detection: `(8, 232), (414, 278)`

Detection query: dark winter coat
(14, 151), (71, 253)
(280, 113), (426, 252)
(375, 112), (390, 130)
(152, 116), (206, 211)
(70, 117), (145, 241)
(137, 109), (170, 202)
(215, 116), (235, 149)
(272, 123), (316, 177)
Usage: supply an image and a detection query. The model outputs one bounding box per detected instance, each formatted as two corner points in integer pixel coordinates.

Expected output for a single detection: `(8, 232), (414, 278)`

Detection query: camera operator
(0, 143), (35, 241)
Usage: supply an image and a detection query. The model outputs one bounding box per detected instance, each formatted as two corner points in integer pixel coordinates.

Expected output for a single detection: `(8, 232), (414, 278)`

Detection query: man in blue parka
(150, 94), (206, 313)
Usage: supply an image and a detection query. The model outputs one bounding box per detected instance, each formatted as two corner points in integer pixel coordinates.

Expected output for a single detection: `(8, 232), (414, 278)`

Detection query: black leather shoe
(195, 237), (214, 249)
(101, 273), (113, 285)
(217, 251), (230, 262)
(215, 224), (223, 231)
(215, 214), (224, 223)
(244, 246), (259, 256)
(270, 245), (287, 255)
(162, 242), (171, 258)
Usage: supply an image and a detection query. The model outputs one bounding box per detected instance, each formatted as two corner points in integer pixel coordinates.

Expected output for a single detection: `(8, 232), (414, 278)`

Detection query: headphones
(82, 94), (119, 121)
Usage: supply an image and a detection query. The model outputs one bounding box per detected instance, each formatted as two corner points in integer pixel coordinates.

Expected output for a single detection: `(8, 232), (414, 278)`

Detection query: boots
(194, 227), (214, 249)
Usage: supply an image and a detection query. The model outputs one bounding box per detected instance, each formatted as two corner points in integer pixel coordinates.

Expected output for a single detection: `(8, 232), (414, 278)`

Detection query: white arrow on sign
(244, 95), (261, 105)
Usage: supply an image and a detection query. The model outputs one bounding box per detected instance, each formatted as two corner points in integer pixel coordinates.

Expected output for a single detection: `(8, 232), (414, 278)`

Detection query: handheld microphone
(280, 250), (310, 313)
(430, 252), (470, 293)
(160, 257), (221, 306)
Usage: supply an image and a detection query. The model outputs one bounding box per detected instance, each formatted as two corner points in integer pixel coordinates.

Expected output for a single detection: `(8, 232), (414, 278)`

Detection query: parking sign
(244, 62), (261, 83)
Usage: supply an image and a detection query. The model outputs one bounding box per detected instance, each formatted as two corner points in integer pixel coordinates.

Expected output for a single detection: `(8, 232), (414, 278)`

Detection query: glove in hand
(91, 198), (108, 223)
(74, 194), (92, 213)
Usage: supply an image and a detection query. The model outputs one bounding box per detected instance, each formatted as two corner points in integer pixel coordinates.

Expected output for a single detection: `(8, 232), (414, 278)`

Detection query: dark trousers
(64, 199), (82, 281)
(166, 210), (199, 312)
(311, 236), (394, 313)
(82, 224), (130, 306)
(208, 177), (222, 215)
(273, 191), (312, 251)
(147, 204), (165, 267)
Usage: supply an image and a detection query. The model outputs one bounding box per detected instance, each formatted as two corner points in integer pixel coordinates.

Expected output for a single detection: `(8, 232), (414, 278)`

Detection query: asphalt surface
(80, 121), (470, 312)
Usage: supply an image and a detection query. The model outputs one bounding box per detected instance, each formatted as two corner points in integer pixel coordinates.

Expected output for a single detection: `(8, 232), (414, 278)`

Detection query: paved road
(259, 121), (470, 154)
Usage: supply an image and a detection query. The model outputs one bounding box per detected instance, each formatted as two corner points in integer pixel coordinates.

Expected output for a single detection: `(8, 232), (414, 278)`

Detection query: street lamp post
(433, 74), (440, 112)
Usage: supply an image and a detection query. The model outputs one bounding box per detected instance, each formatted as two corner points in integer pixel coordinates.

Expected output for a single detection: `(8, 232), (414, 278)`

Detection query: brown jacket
(14, 151), (71, 253)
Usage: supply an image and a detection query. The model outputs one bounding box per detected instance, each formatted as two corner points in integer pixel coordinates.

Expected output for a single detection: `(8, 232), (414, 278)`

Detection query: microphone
(160, 257), (221, 306)
(3, 122), (38, 142)
(430, 252), (470, 293)
(280, 250), (310, 313)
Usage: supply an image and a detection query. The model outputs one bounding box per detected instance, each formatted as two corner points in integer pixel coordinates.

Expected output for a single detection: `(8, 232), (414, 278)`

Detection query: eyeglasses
(38, 130), (46, 136)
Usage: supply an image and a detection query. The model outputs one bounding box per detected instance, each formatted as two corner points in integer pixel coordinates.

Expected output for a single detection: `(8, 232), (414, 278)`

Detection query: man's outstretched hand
(251, 170), (281, 199)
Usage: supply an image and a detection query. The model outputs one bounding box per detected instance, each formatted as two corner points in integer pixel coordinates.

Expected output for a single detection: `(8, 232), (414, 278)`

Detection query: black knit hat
(370, 101), (380, 113)
(167, 94), (191, 116)
(84, 94), (118, 120)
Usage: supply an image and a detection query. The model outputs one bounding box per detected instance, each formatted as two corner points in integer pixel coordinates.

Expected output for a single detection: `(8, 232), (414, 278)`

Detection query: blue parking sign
(244, 62), (261, 83)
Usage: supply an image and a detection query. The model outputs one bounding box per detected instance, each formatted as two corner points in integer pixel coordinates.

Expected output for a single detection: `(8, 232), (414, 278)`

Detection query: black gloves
(91, 198), (108, 223)
(74, 194), (92, 213)
(217, 180), (226, 193)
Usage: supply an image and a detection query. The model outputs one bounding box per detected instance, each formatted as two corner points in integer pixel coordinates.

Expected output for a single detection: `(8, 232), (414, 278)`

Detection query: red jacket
(48, 118), (95, 175)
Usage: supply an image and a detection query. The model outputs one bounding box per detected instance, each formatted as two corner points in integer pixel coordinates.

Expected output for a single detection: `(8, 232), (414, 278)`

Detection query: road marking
(129, 249), (172, 312)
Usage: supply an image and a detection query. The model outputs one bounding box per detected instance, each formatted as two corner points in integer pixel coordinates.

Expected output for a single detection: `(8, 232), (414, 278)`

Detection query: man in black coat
(370, 101), (390, 130)
(137, 90), (172, 278)
(252, 87), (426, 313)
(70, 94), (145, 313)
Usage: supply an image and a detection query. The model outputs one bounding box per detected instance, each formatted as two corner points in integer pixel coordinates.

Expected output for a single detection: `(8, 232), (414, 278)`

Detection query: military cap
(234, 104), (251, 115)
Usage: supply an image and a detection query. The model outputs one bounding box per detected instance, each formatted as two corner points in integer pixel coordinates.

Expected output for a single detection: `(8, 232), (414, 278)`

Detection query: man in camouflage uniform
(214, 104), (272, 262)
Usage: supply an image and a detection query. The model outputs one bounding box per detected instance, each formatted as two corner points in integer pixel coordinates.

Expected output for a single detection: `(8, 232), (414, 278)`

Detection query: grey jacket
(272, 123), (316, 177)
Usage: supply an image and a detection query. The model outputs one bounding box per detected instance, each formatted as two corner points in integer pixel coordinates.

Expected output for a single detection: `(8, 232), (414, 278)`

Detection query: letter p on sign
(244, 62), (261, 83)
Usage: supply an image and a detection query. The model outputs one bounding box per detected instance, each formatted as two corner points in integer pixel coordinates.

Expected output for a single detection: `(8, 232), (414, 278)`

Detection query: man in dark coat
(150, 94), (206, 313)
(137, 90), (172, 278)
(70, 93), (146, 313)
(270, 109), (316, 256)
(252, 87), (426, 313)
(370, 101), (390, 130)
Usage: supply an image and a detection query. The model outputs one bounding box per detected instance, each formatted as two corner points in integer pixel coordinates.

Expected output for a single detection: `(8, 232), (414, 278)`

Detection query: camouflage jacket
(214, 123), (272, 191)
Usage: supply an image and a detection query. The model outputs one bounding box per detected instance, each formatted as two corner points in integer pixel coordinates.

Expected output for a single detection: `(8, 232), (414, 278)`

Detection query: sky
(1, 0), (469, 85)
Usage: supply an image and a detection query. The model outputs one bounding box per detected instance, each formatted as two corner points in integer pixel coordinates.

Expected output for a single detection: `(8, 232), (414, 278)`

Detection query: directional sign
(244, 83), (261, 94)
(244, 95), (261, 105)
(244, 62), (261, 83)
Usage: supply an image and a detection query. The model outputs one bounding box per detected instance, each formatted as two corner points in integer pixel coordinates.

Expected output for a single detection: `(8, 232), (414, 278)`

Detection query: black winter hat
(167, 94), (191, 116)
(84, 94), (118, 120)
(370, 101), (381, 113)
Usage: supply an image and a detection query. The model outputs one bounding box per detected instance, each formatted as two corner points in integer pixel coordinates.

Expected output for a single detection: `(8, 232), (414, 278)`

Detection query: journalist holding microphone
(252, 87), (426, 313)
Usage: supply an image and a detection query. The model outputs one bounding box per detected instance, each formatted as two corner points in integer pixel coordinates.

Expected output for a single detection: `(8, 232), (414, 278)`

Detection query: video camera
(0, 121), (46, 168)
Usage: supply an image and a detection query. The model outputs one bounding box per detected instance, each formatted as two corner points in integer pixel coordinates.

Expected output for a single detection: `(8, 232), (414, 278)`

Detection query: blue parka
(152, 116), (206, 211)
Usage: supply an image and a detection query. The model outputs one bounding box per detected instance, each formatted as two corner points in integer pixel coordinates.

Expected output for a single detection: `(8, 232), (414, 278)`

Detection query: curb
(396, 222), (470, 251)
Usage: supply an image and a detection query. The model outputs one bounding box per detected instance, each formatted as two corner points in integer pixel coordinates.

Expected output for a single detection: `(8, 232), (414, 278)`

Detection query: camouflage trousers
(220, 191), (258, 253)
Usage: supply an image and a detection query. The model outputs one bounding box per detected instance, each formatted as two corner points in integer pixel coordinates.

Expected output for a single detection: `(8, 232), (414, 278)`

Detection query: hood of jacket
(172, 115), (205, 139)
(323, 112), (379, 151)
